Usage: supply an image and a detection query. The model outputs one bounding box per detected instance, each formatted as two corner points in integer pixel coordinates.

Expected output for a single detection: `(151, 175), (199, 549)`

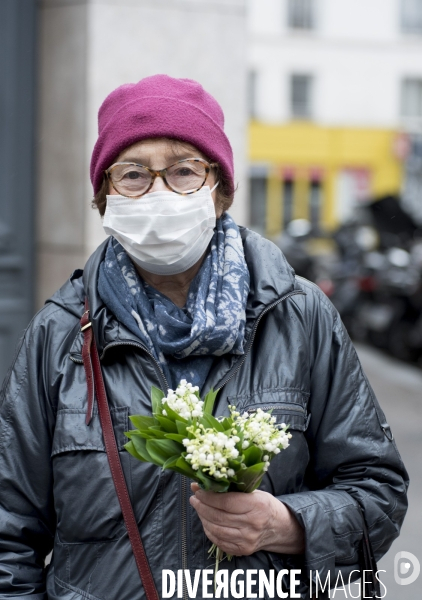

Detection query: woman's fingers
(190, 495), (246, 527)
(189, 490), (274, 555)
(201, 522), (246, 556)
(191, 488), (261, 514)
(189, 488), (305, 555)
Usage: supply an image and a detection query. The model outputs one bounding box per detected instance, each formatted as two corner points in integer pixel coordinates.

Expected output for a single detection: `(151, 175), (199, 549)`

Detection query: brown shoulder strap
(80, 299), (159, 600)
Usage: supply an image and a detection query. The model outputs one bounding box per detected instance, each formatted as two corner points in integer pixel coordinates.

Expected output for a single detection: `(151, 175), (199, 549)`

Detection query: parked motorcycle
(317, 196), (422, 364)
(357, 244), (422, 362)
(273, 198), (422, 365)
(273, 219), (317, 281)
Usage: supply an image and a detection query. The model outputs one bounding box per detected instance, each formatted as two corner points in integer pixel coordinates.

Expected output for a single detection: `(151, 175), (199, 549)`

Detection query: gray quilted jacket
(0, 228), (408, 599)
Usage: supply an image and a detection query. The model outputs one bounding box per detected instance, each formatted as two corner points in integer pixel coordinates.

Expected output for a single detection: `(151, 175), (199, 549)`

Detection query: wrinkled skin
(190, 483), (305, 555)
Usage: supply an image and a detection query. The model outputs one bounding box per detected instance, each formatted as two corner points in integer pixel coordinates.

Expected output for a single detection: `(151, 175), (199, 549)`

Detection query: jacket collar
(240, 227), (296, 325)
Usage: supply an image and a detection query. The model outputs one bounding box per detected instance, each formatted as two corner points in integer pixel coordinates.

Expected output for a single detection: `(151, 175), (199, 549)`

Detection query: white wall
(247, 0), (400, 41)
(320, 0), (399, 42)
(248, 0), (422, 127)
(38, 0), (248, 306)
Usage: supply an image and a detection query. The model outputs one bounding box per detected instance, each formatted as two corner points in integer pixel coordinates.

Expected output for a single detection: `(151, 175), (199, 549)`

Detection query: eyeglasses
(105, 158), (218, 198)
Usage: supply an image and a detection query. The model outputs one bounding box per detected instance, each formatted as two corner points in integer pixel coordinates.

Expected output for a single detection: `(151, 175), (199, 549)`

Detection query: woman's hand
(189, 483), (305, 556)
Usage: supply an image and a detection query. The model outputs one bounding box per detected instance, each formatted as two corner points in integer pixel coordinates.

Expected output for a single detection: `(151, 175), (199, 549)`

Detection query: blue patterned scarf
(97, 213), (250, 390)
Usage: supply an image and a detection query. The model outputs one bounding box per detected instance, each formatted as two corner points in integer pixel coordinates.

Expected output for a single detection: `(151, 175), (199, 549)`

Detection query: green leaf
(200, 414), (225, 432)
(162, 455), (179, 470)
(220, 417), (233, 430)
(124, 440), (149, 462)
(197, 473), (230, 493)
(162, 403), (189, 424)
(175, 457), (201, 480)
(129, 415), (157, 431)
(143, 428), (167, 439)
(242, 445), (263, 467)
(162, 455), (192, 477)
(130, 435), (154, 463)
(234, 463), (266, 493)
(176, 421), (189, 436)
(125, 429), (155, 440)
(203, 388), (218, 415)
(159, 456), (202, 482)
(227, 458), (243, 472)
(164, 433), (186, 444)
(151, 386), (165, 415)
(146, 439), (184, 466)
(155, 415), (178, 433)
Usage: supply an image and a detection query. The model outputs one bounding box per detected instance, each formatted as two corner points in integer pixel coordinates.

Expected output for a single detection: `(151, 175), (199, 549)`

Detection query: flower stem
(208, 544), (233, 591)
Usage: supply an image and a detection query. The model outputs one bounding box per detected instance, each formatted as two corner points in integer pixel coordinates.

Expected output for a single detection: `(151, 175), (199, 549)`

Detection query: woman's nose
(149, 174), (168, 193)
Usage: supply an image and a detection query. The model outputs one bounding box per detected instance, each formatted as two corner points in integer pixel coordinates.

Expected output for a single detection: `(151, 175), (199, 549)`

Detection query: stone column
(37, 0), (248, 307)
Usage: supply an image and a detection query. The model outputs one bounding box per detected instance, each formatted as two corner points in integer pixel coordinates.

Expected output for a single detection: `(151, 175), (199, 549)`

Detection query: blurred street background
(1, 0), (422, 596)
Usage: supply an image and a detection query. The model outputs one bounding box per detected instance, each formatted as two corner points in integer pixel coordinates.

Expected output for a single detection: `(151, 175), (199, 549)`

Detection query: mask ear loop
(210, 181), (219, 193)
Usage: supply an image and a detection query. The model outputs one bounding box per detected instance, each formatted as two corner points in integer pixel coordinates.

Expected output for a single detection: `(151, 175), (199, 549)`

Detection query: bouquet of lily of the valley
(124, 380), (292, 495)
(124, 380), (292, 573)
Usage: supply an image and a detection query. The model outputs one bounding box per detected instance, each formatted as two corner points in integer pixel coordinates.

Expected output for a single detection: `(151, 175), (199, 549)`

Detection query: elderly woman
(0, 75), (408, 600)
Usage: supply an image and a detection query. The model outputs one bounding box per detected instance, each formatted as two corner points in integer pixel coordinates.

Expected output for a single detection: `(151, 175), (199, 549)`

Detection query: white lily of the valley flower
(182, 425), (240, 479)
(162, 379), (203, 420)
(232, 407), (291, 471)
(161, 383), (291, 481)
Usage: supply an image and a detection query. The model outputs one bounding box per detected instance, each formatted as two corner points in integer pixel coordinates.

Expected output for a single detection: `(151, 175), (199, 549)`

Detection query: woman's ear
(92, 177), (108, 216)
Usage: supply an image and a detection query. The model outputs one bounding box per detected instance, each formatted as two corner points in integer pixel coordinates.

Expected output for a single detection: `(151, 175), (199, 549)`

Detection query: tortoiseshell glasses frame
(105, 157), (218, 198)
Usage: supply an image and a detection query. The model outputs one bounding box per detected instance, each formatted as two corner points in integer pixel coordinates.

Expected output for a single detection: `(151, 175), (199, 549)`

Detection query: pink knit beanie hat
(90, 74), (234, 195)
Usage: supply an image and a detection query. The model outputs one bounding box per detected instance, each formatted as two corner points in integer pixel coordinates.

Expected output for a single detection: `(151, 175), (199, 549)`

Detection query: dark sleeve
(279, 282), (409, 589)
(0, 310), (59, 599)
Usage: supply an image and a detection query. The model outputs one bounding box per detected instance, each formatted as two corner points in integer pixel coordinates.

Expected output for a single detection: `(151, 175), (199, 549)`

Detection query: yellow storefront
(249, 121), (405, 237)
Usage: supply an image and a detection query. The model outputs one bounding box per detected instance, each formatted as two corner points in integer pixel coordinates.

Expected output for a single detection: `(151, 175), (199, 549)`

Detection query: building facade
(247, 0), (422, 236)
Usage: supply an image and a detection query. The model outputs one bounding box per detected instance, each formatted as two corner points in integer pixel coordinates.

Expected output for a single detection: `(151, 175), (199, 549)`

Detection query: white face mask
(103, 185), (217, 275)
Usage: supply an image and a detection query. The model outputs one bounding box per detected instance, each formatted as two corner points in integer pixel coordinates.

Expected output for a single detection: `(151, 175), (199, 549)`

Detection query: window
(290, 74), (313, 119)
(401, 0), (422, 34)
(401, 78), (422, 118)
(288, 0), (315, 30)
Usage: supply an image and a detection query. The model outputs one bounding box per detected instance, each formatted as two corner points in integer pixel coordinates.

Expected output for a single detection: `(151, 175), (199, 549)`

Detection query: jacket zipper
(181, 476), (188, 600)
(73, 288), (304, 588)
(215, 290), (305, 392)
